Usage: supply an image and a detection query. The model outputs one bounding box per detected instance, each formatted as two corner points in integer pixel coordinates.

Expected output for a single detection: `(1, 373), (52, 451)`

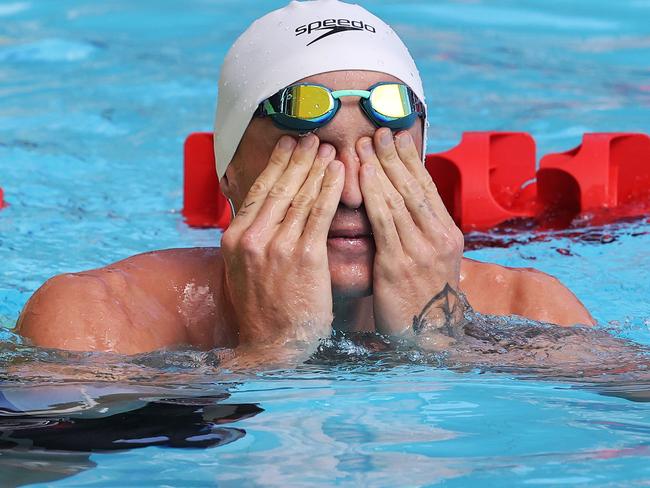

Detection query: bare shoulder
(460, 257), (595, 327)
(17, 247), (231, 354)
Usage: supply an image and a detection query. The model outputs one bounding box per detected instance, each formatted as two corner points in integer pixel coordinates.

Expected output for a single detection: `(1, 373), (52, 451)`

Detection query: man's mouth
(327, 228), (372, 239)
(325, 206), (374, 254)
(327, 223), (373, 254)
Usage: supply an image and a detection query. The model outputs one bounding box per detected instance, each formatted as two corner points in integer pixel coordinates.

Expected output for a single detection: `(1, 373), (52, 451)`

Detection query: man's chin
(332, 281), (372, 299)
(328, 256), (374, 299)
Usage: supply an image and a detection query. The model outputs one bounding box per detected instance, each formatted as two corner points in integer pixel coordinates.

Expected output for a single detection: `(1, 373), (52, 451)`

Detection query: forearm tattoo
(412, 283), (467, 335)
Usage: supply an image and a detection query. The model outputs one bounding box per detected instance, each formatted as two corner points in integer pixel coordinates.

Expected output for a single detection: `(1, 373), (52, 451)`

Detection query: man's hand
(221, 134), (344, 356)
(356, 128), (466, 348)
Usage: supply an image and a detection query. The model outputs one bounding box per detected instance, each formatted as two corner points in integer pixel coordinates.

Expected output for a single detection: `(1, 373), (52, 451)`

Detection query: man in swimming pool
(16, 0), (594, 359)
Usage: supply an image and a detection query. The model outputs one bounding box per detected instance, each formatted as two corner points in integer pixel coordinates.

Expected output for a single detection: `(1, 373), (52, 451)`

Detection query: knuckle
(438, 227), (464, 255)
(402, 176), (422, 198)
(269, 182), (291, 199)
(239, 232), (262, 255)
(321, 177), (340, 191)
(268, 149), (290, 168)
(424, 177), (439, 195)
(300, 244), (322, 265)
(220, 230), (237, 252)
(248, 179), (269, 197)
(290, 153), (312, 167)
(382, 152), (401, 167)
(374, 256), (399, 280)
(268, 239), (292, 259)
(309, 203), (329, 220)
(387, 192), (406, 211)
(291, 192), (314, 210)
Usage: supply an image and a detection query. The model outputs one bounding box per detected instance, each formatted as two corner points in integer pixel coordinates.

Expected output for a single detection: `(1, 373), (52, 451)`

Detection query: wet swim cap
(214, 0), (426, 179)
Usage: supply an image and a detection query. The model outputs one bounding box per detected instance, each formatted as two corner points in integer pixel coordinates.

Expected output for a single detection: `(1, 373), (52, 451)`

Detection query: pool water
(1, 0), (650, 486)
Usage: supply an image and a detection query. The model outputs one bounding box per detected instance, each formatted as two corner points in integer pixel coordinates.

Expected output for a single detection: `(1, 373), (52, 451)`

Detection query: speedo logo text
(295, 18), (376, 46)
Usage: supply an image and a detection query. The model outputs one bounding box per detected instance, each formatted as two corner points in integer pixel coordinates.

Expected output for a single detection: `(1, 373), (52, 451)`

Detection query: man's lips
(327, 207), (373, 239)
(326, 228), (374, 255)
(327, 228), (372, 239)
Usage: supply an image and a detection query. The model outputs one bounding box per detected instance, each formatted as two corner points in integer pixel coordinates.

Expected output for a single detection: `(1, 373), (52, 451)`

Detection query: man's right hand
(220, 134), (344, 354)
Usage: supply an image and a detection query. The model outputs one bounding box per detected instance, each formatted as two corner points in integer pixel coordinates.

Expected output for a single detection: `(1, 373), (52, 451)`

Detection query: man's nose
(316, 101), (375, 209)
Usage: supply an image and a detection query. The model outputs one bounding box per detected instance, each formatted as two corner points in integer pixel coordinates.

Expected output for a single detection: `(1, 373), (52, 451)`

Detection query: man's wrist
(409, 283), (469, 350)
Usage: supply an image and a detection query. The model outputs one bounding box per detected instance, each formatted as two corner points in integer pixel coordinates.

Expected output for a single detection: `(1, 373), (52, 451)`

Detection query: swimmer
(16, 0), (594, 360)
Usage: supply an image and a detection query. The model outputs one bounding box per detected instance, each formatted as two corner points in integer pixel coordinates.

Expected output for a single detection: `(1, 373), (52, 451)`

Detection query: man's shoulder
(84, 247), (226, 290)
(112, 246), (224, 270)
(460, 257), (594, 326)
(16, 247), (228, 353)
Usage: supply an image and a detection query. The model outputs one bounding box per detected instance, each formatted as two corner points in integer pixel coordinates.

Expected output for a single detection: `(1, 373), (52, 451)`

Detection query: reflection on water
(1, 394), (260, 451)
(0, 384), (262, 486)
(1, 309), (650, 485)
(0, 335), (264, 486)
(0, 384), (263, 486)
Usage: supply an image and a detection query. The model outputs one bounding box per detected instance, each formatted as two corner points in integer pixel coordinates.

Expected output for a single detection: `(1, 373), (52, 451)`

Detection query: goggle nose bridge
(330, 89), (372, 100)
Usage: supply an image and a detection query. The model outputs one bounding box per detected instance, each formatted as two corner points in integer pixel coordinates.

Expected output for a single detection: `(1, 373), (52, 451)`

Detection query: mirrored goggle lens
(282, 85), (334, 120)
(369, 84), (413, 119)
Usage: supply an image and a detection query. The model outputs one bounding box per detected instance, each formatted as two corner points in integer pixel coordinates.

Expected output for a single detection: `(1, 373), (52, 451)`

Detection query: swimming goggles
(255, 82), (425, 133)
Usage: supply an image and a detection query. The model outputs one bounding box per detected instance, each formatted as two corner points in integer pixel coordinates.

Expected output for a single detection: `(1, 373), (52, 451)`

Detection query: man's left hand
(356, 128), (466, 345)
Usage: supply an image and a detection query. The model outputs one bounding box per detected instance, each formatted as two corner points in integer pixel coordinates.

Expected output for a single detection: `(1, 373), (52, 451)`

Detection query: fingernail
(318, 144), (333, 158)
(300, 134), (317, 148)
(397, 132), (411, 149)
(328, 160), (343, 173)
(279, 136), (295, 150)
(359, 138), (373, 154)
(379, 129), (392, 146)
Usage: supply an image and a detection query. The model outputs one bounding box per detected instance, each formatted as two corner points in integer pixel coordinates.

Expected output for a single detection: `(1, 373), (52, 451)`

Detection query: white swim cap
(214, 0), (426, 179)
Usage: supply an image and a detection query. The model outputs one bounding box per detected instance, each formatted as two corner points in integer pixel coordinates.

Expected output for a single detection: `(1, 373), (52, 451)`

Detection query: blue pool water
(1, 0), (650, 485)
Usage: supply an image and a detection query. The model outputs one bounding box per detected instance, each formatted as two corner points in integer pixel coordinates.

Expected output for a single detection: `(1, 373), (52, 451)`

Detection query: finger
(359, 163), (402, 255)
(278, 143), (335, 242)
(394, 131), (456, 229)
(229, 135), (297, 233)
(373, 128), (438, 231)
(362, 160), (423, 254)
(358, 131), (435, 246)
(249, 133), (320, 233)
(356, 136), (396, 195)
(302, 160), (344, 244)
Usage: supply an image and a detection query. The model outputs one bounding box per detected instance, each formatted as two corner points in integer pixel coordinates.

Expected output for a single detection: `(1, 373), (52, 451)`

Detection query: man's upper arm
(512, 268), (595, 327)
(16, 269), (187, 354)
(17, 273), (122, 351)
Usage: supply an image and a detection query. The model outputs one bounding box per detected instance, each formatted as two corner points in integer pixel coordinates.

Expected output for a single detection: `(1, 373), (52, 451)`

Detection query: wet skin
(16, 71), (594, 358)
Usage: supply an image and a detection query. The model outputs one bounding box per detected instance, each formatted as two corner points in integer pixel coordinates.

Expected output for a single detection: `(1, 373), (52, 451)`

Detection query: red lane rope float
(537, 133), (650, 228)
(182, 131), (650, 232)
(183, 133), (231, 229)
(0, 186), (5, 209)
(425, 132), (538, 231)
